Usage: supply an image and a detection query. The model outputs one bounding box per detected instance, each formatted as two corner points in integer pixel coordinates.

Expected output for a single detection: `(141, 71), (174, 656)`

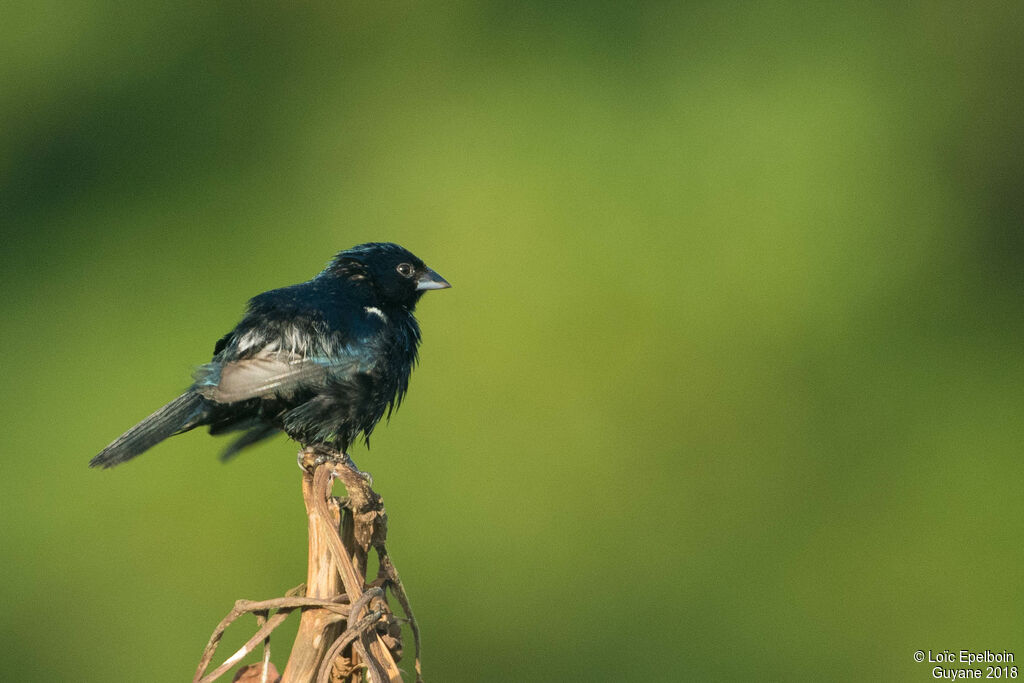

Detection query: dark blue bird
(90, 242), (450, 468)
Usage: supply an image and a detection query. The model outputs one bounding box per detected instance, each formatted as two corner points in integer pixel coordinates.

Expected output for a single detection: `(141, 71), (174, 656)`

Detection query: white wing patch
(235, 329), (267, 353)
(282, 325), (305, 356)
(234, 326), (309, 357)
(364, 306), (388, 322)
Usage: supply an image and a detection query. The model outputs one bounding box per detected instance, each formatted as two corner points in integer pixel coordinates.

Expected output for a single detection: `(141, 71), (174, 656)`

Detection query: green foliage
(2, 2), (1023, 680)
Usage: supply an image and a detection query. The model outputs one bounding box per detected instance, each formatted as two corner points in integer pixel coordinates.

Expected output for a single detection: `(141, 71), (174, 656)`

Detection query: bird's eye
(396, 263), (414, 278)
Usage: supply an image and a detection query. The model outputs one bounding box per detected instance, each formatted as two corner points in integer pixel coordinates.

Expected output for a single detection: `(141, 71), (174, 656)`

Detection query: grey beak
(416, 267), (451, 291)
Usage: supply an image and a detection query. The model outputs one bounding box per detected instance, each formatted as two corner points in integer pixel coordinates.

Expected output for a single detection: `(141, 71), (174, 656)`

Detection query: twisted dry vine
(192, 449), (423, 683)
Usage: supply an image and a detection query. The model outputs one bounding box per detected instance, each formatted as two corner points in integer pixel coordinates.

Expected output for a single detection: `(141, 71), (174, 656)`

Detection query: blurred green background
(2, 2), (1023, 681)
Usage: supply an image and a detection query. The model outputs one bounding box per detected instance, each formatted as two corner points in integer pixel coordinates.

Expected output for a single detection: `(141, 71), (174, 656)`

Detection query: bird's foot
(338, 451), (373, 486)
(298, 444), (340, 469)
(298, 445), (372, 485)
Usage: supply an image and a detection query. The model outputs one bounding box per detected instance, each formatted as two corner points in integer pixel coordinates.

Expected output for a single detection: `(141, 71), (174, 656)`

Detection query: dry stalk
(192, 449), (423, 683)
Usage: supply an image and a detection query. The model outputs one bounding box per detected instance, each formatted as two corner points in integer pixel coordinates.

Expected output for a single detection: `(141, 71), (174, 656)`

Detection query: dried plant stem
(192, 449), (422, 683)
(281, 463), (348, 682)
(193, 594), (348, 683)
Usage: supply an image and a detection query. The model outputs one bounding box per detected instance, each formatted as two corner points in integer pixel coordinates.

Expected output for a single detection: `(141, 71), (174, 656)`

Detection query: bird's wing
(193, 348), (359, 404)
(197, 289), (382, 405)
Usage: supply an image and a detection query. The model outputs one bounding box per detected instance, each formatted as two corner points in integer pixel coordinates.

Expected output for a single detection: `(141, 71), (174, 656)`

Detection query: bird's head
(327, 242), (450, 308)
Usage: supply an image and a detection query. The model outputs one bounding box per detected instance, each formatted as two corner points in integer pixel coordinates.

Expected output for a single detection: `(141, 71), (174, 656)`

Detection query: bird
(90, 242), (450, 469)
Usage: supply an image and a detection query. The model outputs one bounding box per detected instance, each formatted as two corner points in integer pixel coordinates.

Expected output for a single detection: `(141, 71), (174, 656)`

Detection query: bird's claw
(339, 452), (373, 486)
(298, 445), (339, 470)
(298, 446), (373, 485)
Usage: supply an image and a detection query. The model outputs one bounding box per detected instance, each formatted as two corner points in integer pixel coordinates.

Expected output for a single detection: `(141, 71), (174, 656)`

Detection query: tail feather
(90, 392), (206, 469)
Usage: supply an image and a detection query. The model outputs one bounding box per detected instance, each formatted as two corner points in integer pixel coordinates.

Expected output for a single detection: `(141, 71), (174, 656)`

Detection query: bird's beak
(416, 267), (451, 291)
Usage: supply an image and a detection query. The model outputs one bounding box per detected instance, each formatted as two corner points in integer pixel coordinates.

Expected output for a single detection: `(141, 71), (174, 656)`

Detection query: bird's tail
(90, 392), (206, 468)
